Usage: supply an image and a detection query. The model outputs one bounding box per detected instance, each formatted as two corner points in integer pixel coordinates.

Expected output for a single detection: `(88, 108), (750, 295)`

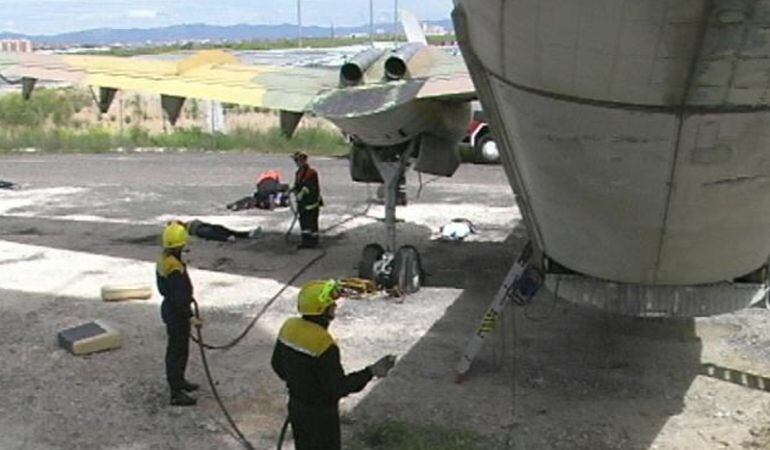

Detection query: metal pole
(297, 0), (302, 48)
(369, 0), (374, 47)
(394, 0), (398, 42)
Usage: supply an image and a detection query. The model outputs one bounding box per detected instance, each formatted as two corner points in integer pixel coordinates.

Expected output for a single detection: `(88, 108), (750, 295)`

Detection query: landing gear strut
(357, 144), (424, 294)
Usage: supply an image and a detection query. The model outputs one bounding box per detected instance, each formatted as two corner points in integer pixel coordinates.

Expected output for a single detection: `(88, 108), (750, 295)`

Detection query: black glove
(369, 354), (397, 378)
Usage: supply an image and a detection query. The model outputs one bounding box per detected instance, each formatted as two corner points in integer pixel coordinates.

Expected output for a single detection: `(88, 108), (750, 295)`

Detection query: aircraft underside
(454, 0), (770, 316)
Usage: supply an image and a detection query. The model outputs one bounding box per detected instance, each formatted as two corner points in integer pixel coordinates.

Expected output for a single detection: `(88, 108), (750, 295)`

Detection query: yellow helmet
(162, 222), (189, 249)
(298, 279), (339, 316)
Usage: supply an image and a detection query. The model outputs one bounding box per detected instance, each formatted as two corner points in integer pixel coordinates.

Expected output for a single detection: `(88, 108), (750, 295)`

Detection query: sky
(0, 0), (455, 35)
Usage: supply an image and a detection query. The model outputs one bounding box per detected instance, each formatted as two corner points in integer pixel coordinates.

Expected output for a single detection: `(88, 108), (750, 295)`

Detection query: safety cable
(191, 250), (326, 350)
(196, 190), (373, 350)
(285, 189), (374, 244)
(192, 300), (256, 450)
(189, 186), (376, 448)
(276, 416), (290, 450)
(523, 277), (558, 322)
(283, 194), (299, 243)
(320, 199), (372, 235)
(416, 171), (442, 199)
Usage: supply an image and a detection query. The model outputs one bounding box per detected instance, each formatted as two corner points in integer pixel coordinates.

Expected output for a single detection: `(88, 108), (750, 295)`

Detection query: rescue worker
(156, 222), (201, 406)
(291, 152), (322, 249)
(254, 169), (290, 209)
(271, 279), (396, 450)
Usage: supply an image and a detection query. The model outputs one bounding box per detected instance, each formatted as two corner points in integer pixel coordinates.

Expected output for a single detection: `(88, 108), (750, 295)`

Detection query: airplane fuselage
(329, 98), (469, 148)
(453, 0), (770, 315)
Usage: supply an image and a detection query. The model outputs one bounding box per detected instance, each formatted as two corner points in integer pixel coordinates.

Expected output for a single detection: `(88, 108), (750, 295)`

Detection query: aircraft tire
(393, 245), (423, 294)
(358, 243), (385, 281)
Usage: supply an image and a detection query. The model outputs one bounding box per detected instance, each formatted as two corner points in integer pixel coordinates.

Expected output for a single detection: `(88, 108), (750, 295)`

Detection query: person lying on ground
(171, 219), (261, 243)
(0, 180), (18, 190)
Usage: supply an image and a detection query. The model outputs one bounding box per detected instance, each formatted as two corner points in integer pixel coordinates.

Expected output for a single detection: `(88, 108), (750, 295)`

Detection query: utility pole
(297, 0), (303, 48)
(369, 0), (374, 47)
(394, 0), (398, 43)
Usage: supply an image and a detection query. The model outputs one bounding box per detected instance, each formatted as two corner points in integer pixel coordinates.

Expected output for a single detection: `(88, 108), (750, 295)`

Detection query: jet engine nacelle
(384, 43), (425, 81)
(340, 48), (385, 86)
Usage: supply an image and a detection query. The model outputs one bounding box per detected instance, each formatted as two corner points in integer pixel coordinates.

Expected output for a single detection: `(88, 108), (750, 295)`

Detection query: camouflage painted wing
(0, 50), (338, 112)
(412, 47), (475, 101)
(311, 48), (475, 119)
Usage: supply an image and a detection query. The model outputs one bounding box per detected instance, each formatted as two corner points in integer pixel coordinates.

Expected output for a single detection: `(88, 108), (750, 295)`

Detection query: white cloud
(127, 9), (158, 19)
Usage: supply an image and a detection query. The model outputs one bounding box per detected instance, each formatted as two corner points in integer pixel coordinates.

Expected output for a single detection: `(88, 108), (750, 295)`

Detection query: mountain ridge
(0, 20), (454, 46)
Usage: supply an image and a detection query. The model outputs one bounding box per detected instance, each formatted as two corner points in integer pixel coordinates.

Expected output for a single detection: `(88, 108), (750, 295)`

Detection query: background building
(0, 39), (33, 53)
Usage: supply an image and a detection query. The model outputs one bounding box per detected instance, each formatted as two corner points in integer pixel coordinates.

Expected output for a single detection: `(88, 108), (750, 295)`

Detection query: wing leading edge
(0, 50), (338, 113)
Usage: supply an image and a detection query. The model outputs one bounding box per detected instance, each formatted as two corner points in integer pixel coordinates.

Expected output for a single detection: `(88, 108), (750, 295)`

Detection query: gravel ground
(1, 152), (769, 450)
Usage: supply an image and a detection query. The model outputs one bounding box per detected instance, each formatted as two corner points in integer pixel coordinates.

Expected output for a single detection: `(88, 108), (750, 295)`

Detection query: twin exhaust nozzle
(339, 43), (425, 86)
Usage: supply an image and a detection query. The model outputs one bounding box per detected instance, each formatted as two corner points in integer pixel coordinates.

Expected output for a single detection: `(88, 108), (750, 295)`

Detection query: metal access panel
(58, 321), (122, 356)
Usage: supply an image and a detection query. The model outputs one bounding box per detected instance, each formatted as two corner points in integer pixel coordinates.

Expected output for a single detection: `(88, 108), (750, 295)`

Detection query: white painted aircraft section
(454, 0), (770, 288)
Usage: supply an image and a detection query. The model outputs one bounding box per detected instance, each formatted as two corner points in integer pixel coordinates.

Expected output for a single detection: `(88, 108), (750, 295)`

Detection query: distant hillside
(0, 20), (454, 46)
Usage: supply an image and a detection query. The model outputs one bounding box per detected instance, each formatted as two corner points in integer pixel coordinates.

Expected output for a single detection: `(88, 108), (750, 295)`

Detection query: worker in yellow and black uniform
(292, 151), (323, 249)
(156, 222), (201, 406)
(271, 279), (396, 450)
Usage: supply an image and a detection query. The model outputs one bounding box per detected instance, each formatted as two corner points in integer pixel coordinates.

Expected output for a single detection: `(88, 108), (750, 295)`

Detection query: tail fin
(400, 10), (427, 45)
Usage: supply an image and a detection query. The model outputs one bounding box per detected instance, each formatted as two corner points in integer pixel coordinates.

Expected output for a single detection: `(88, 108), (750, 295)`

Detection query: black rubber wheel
(393, 245), (423, 294)
(358, 243), (385, 280)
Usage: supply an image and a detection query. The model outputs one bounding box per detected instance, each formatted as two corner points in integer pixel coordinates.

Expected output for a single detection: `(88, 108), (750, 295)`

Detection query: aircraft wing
(311, 48), (475, 118)
(0, 50), (338, 113)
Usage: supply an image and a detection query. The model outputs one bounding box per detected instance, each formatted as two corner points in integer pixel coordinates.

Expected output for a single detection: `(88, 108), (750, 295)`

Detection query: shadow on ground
(347, 233), (703, 450)
(0, 214), (524, 290)
(0, 215), (704, 449)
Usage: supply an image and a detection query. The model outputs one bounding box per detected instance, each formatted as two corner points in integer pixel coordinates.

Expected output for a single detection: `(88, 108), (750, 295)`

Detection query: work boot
(170, 391), (197, 406)
(181, 380), (199, 392)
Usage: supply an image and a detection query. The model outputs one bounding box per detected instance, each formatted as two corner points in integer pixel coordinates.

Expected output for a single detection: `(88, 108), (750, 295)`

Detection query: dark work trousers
(165, 318), (191, 393)
(289, 399), (340, 450)
(298, 208), (319, 246)
(196, 223), (248, 241)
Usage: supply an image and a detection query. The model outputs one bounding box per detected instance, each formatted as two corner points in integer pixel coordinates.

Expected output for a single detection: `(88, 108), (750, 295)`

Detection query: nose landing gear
(355, 144), (424, 294)
(358, 243), (424, 294)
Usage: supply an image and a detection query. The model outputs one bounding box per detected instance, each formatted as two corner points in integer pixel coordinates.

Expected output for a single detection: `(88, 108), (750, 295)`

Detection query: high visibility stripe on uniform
(278, 317), (334, 357)
(278, 337), (321, 357)
(157, 254), (185, 277)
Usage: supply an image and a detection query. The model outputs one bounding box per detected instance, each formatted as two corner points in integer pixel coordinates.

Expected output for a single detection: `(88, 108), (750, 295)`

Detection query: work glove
(190, 317), (203, 328)
(369, 354), (397, 378)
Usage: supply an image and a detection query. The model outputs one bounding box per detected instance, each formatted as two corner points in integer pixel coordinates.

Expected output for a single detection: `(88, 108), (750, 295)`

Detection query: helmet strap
(302, 314), (331, 329)
(165, 247), (184, 258)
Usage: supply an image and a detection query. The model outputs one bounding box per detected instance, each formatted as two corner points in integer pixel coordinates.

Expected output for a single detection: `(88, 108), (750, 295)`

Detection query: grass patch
(0, 125), (348, 155)
(349, 421), (490, 450)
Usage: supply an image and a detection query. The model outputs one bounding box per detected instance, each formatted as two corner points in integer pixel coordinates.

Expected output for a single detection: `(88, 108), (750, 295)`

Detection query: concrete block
(58, 320), (122, 355)
(101, 284), (152, 302)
